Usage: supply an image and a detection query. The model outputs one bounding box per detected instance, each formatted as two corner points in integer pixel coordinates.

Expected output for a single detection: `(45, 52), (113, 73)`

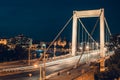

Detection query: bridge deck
(48, 63), (96, 80)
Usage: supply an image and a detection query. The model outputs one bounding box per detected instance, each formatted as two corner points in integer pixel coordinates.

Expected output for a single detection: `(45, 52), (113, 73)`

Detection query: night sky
(0, 0), (119, 41)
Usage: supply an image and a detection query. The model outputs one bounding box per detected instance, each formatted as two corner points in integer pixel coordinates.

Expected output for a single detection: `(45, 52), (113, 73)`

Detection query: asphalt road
(0, 50), (113, 80)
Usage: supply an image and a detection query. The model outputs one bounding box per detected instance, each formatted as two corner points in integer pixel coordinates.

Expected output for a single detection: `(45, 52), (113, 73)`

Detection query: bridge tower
(72, 9), (105, 72)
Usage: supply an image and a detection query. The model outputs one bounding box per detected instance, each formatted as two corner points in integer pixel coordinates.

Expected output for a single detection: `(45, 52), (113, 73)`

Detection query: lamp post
(43, 52), (46, 80)
(86, 45), (89, 62)
(42, 43), (46, 80)
(28, 45), (31, 65)
(34, 64), (42, 80)
(39, 65), (42, 80)
(53, 42), (56, 59)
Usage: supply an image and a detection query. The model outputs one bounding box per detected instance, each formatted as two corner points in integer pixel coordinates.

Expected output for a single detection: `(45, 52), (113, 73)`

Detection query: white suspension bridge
(0, 8), (114, 80)
(41, 8), (113, 79)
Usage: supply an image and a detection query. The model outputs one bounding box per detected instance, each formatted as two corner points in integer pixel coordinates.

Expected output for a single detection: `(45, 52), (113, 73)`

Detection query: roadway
(0, 50), (113, 80)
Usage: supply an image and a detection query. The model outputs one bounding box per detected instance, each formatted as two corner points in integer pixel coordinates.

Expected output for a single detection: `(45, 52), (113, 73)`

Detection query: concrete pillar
(100, 9), (105, 72)
(72, 11), (77, 56)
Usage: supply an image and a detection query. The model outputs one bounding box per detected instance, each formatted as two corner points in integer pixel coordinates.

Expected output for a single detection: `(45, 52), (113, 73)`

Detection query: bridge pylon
(72, 8), (105, 72)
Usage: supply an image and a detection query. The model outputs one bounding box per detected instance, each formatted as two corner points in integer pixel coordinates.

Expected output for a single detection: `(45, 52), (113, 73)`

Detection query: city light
(86, 45), (89, 50)
(79, 47), (83, 50)
(104, 47), (107, 52)
(34, 64), (38, 68)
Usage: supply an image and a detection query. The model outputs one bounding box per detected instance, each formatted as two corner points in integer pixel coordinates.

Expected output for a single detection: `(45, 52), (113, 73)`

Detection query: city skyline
(0, 0), (119, 41)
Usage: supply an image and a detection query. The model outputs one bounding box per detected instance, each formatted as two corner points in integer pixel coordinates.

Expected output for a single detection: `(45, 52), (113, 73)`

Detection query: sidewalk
(47, 63), (96, 80)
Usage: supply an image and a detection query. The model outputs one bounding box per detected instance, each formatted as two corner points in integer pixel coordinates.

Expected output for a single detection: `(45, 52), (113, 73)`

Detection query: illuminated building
(0, 39), (7, 45)
(8, 34), (32, 48)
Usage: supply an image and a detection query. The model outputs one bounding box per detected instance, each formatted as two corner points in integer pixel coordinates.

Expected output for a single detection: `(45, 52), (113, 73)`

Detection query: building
(0, 39), (7, 45)
(8, 34), (32, 48)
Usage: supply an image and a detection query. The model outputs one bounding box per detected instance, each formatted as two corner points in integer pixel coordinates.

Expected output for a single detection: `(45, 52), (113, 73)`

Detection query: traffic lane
(0, 52), (100, 80)
(0, 57), (80, 80)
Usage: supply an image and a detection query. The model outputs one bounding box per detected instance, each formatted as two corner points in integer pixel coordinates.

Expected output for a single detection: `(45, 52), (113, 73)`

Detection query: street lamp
(28, 45), (31, 65)
(86, 45), (89, 50)
(96, 42), (99, 50)
(53, 42), (57, 59)
(86, 45), (89, 63)
(79, 47), (82, 50)
(79, 47), (83, 52)
(34, 64), (42, 80)
(43, 50), (46, 80)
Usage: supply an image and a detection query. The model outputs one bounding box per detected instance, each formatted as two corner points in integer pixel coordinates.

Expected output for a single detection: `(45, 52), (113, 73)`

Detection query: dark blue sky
(0, 0), (119, 41)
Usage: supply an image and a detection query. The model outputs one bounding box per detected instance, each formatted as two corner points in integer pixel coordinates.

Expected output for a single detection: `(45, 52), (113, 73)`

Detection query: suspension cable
(44, 16), (73, 55)
(76, 9), (103, 67)
(104, 17), (112, 36)
(91, 17), (99, 36)
(78, 19), (97, 43)
(82, 25), (84, 46)
(76, 19), (98, 67)
(42, 16), (73, 78)
(90, 9), (102, 36)
(75, 19), (98, 67)
(105, 26), (107, 43)
(77, 20), (80, 46)
(84, 29), (87, 45)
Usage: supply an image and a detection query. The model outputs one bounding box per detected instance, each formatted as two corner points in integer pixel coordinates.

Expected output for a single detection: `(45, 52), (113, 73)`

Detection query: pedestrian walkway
(47, 63), (96, 80)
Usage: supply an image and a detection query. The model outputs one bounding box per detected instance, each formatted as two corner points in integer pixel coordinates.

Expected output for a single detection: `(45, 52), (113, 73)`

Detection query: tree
(14, 44), (28, 60)
(0, 44), (9, 62)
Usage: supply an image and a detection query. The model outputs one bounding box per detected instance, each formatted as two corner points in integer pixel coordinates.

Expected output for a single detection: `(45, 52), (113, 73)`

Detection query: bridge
(42, 8), (112, 79)
(0, 8), (113, 80)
